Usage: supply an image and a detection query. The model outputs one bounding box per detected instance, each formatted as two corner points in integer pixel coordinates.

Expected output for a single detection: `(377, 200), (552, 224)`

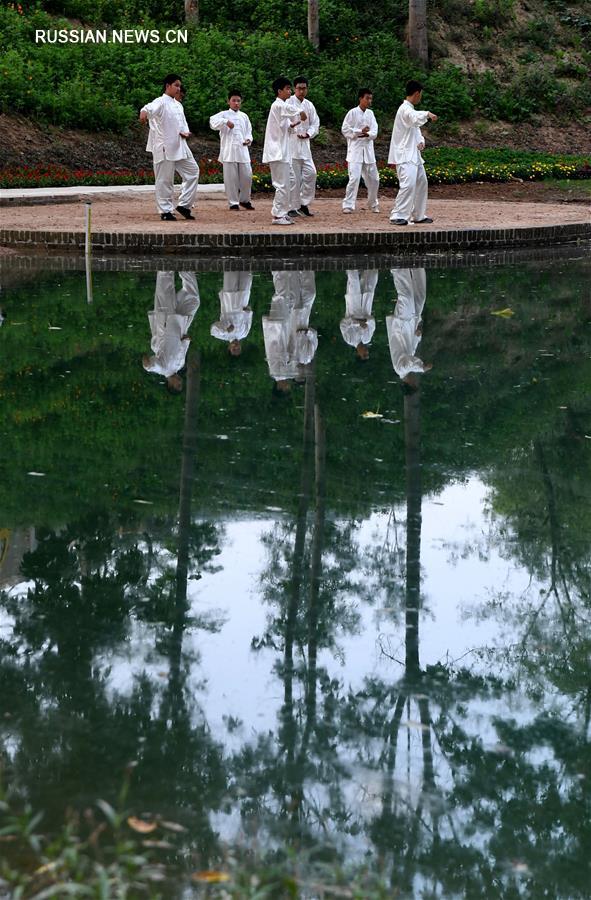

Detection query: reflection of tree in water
(0, 350), (227, 864)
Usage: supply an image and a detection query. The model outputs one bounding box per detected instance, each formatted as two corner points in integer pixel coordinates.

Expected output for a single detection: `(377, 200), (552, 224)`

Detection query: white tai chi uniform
(286, 95), (319, 210)
(387, 268), (427, 379)
(340, 270), (378, 349)
(141, 94), (199, 214)
(143, 272), (200, 377)
(262, 98), (300, 220)
(263, 271), (318, 380)
(209, 109), (253, 207)
(389, 100), (431, 222)
(210, 272), (253, 344)
(341, 106), (380, 212)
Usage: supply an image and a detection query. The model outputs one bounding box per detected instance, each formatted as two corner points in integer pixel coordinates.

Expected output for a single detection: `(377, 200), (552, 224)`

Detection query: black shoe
(414, 217), (433, 223)
(176, 205), (195, 220)
(229, 204), (240, 210)
(390, 218), (408, 226)
(287, 209), (299, 217)
(299, 205), (314, 217)
(160, 212), (177, 221)
(240, 201), (255, 210)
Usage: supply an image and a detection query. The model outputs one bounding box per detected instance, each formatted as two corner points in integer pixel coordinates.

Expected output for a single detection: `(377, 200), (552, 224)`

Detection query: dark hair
(228, 88), (242, 99)
(406, 80), (424, 96)
(293, 75), (308, 87)
(358, 87), (373, 99)
(272, 76), (292, 94)
(162, 73), (182, 92)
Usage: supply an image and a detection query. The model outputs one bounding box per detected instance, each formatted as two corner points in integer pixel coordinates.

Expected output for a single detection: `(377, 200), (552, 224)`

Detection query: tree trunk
(408, 0), (428, 67)
(184, 0), (199, 25)
(308, 0), (319, 50)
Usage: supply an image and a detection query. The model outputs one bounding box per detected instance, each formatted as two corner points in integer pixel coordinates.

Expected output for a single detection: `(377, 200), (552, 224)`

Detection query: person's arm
(209, 111), (230, 131)
(367, 111), (378, 141)
(416, 126), (425, 152)
(306, 103), (320, 140)
(341, 110), (357, 140)
(401, 106), (436, 128)
(139, 96), (163, 122)
(243, 113), (253, 145)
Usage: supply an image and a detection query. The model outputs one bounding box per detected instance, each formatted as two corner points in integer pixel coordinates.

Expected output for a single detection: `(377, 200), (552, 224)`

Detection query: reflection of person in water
(142, 271), (200, 393)
(210, 271), (253, 357)
(340, 269), (378, 361)
(263, 271), (318, 395)
(387, 267), (432, 385)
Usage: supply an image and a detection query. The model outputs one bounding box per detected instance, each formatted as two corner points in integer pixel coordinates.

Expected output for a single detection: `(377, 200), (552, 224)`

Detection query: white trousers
(223, 161), (252, 206)
(343, 162), (380, 211)
(269, 160), (291, 219)
(290, 157), (317, 208)
(153, 152), (200, 214)
(392, 162), (428, 222)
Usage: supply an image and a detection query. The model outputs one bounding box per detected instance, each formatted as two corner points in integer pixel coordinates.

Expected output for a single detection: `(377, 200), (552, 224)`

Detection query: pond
(1, 250), (590, 898)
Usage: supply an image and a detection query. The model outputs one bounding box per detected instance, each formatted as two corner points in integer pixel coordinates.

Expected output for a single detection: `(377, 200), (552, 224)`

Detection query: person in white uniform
(339, 269), (378, 360)
(140, 74), (200, 221)
(341, 88), (380, 214)
(210, 271), (253, 357)
(286, 76), (319, 217)
(262, 77), (307, 225)
(209, 90), (254, 211)
(263, 270), (318, 394)
(389, 80), (438, 226)
(142, 271), (200, 393)
(387, 267), (432, 383)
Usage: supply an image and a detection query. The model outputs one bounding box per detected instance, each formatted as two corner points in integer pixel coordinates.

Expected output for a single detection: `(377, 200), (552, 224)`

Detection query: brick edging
(1, 222), (590, 255)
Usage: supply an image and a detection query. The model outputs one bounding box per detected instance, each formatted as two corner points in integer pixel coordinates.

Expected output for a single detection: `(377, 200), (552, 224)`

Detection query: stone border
(1, 221), (591, 256)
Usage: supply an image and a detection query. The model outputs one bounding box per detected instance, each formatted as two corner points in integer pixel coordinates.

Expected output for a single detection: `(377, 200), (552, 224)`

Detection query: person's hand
(362, 125), (370, 133)
(226, 120), (235, 129)
(243, 139), (252, 145)
(180, 132), (190, 138)
(427, 112), (438, 121)
(300, 111), (307, 121)
(423, 362), (433, 371)
(298, 133), (310, 139)
(139, 110), (148, 123)
(417, 141), (425, 151)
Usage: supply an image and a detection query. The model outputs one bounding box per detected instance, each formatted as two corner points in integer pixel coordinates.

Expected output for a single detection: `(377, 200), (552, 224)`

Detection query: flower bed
(1, 150), (589, 191)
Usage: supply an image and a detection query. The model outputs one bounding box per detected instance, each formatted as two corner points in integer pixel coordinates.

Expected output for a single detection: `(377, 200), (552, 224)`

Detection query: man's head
(406, 80), (424, 104)
(294, 75), (309, 101)
(163, 73), (182, 97)
(228, 339), (242, 357)
(272, 76), (292, 100)
(358, 88), (373, 110)
(356, 342), (369, 361)
(166, 374), (183, 394)
(273, 379), (292, 397)
(228, 89), (242, 111)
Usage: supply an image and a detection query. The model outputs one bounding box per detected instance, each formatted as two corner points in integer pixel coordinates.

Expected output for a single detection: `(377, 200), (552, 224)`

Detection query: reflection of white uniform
(341, 106), (380, 212)
(209, 109), (253, 207)
(141, 94), (199, 214)
(340, 270), (378, 348)
(143, 272), (200, 377)
(210, 272), (253, 343)
(286, 95), (319, 209)
(263, 271), (318, 379)
(263, 98), (299, 220)
(387, 268), (427, 379)
(389, 100), (430, 223)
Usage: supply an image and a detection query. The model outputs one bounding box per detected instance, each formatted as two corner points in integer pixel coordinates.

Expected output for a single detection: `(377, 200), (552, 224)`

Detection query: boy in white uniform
(142, 271), (200, 393)
(139, 74), (200, 221)
(339, 270), (378, 360)
(262, 77), (307, 225)
(341, 88), (380, 214)
(389, 80), (438, 226)
(286, 76), (319, 217)
(210, 271), (253, 356)
(387, 267), (432, 381)
(209, 90), (254, 211)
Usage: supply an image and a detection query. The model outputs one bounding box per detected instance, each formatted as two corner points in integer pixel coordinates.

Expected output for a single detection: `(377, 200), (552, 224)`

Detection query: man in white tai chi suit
(263, 270), (318, 395)
(286, 76), (319, 217)
(387, 267), (432, 383)
(389, 80), (438, 226)
(209, 90), (254, 211)
(140, 74), (200, 221)
(341, 88), (380, 215)
(262, 77), (308, 226)
(142, 271), (200, 393)
(340, 269), (379, 360)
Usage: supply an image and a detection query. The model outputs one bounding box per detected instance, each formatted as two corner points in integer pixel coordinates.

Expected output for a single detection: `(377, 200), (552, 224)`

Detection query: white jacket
(286, 96), (319, 160)
(141, 94), (191, 164)
(209, 109), (253, 164)
(388, 100), (430, 165)
(341, 107), (378, 164)
(262, 98), (298, 164)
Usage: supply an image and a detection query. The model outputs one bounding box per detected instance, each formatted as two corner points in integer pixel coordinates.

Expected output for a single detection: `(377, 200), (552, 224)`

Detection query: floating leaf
(142, 839), (174, 849)
(191, 871), (231, 884)
(133, 499), (154, 505)
(48, 325), (63, 330)
(127, 817), (157, 834)
(361, 411), (383, 419)
(27, 472), (46, 477)
(160, 820), (187, 833)
(491, 308), (514, 318)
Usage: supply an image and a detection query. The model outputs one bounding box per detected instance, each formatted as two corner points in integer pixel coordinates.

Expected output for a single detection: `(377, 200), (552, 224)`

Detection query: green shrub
(426, 65), (474, 122)
(473, 0), (515, 27)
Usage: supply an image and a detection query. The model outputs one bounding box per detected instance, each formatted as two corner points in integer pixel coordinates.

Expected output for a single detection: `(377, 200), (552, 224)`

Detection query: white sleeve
(367, 112), (378, 140)
(341, 110), (356, 139)
(142, 96), (164, 118)
(401, 106), (430, 128)
(209, 111), (229, 131)
(307, 103), (320, 139)
(243, 114), (253, 142)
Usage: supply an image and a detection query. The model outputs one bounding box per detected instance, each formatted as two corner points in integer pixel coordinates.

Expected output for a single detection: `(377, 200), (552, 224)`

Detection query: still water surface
(1, 254), (590, 897)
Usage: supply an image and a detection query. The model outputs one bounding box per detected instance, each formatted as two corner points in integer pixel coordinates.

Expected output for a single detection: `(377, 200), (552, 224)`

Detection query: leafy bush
(426, 65), (474, 121)
(473, 0), (515, 27)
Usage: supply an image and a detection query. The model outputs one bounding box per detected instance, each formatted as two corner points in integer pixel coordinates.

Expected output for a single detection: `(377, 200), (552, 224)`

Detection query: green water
(0, 254), (590, 898)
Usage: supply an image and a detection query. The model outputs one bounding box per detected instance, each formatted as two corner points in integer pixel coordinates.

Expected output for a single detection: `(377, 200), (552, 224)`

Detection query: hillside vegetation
(0, 0), (590, 163)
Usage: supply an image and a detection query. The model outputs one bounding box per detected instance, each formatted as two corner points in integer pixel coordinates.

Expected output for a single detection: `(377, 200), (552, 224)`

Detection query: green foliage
(426, 64), (474, 121)
(473, 0), (515, 27)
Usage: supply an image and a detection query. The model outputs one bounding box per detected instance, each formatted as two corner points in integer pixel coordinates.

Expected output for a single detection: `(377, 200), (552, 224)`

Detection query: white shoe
(272, 217), (294, 225)
(371, 207), (380, 214)
(342, 208), (354, 214)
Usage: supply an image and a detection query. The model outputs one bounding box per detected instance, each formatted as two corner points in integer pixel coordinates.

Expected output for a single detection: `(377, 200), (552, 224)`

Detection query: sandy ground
(1, 194), (589, 236)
